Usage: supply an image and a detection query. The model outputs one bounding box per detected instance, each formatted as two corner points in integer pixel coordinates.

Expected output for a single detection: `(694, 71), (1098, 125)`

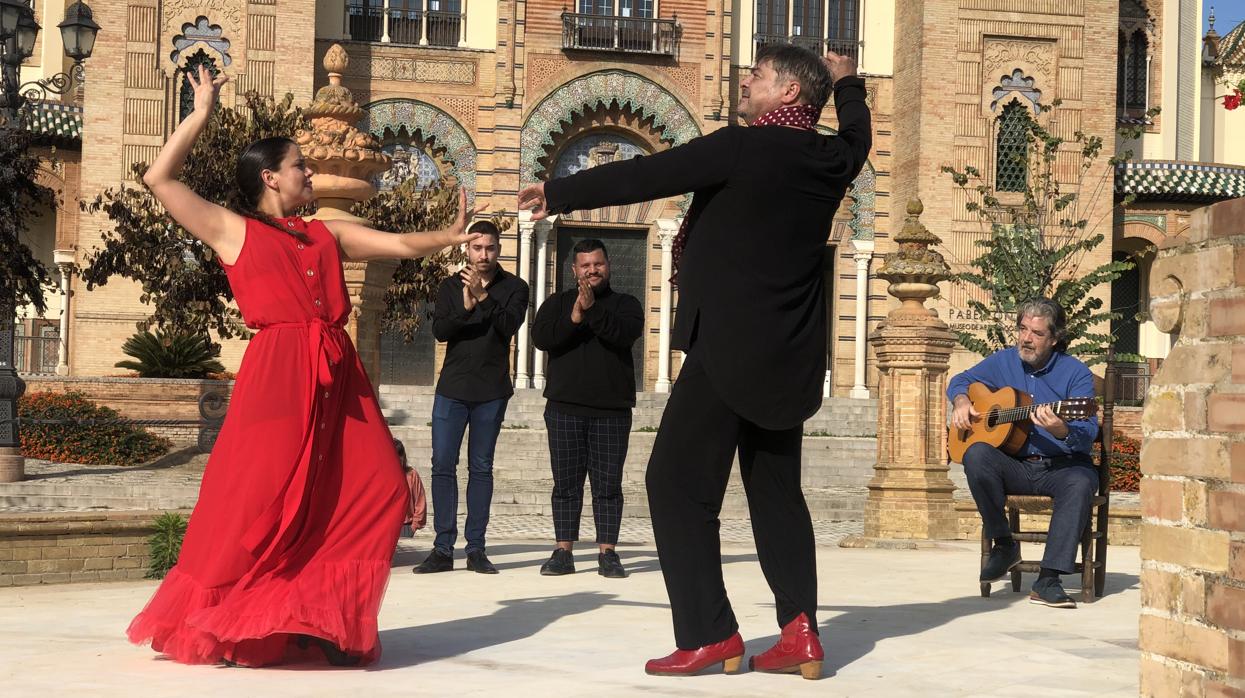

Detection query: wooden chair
(978, 359), (1115, 602)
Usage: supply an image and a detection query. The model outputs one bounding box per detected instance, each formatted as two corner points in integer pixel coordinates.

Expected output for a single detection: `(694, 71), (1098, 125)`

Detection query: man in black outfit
(531, 239), (643, 579)
(519, 46), (870, 679)
(413, 220), (529, 575)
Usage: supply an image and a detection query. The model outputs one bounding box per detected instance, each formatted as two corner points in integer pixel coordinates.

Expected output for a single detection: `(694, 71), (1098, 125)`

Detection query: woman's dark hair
(233, 136), (308, 241)
(392, 438), (410, 471)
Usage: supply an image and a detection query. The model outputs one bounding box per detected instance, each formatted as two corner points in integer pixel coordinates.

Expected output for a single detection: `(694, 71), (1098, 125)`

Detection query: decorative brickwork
(1139, 196), (1245, 696)
(0, 512), (172, 587)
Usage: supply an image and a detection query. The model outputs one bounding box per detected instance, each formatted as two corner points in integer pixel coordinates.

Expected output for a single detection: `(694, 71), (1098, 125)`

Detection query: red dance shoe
(748, 613), (824, 680)
(644, 632), (745, 676)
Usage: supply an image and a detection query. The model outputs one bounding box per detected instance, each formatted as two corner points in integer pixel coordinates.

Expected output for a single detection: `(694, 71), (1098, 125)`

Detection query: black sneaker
(598, 549), (627, 578)
(1029, 577), (1077, 608)
(412, 549), (453, 574)
(466, 549), (499, 574)
(979, 540), (1021, 582)
(540, 548), (575, 576)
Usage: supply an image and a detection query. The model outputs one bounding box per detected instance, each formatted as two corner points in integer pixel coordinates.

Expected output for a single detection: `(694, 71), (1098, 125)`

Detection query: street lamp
(0, 0), (100, 483)
(1, 0), (100, 117)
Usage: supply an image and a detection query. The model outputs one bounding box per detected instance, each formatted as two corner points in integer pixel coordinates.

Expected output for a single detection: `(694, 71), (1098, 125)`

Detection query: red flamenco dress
(127, 216), (407, 667)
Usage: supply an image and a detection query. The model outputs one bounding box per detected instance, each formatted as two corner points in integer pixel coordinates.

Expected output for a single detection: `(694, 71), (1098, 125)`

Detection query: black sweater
(531, 285), (643, 415)
(544, 76), (872, 429)
(432, 268), (529, 402)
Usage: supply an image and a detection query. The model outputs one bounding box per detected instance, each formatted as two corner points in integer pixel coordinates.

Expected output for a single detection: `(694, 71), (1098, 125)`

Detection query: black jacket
(545, 77), (872, 429)
(531, 285), (643, 413)
(432, 268), (529, 402)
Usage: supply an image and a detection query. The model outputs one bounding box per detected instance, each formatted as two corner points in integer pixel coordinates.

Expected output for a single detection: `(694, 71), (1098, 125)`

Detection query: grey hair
(1015, 297), (1069, 352)
(755, 43), (834, 112)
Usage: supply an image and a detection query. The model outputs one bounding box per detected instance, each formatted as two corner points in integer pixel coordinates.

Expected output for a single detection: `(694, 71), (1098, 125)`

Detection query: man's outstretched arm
(519, 126), (741, 219)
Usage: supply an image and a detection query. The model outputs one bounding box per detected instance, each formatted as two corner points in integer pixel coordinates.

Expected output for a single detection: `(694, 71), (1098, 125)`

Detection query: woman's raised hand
(445, 189), (490, 247)
(189, 64), (229, 115)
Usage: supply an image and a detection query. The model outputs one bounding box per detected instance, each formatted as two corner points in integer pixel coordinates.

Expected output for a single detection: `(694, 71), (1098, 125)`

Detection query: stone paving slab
(0, 539), (1141, 697)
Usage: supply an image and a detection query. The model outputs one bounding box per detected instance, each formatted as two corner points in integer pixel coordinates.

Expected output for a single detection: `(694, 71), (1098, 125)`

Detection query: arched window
(553, 132), (647, 179)
(1117, 32), (1128, 109)
(995, 102), (1030, 193)
(1126, 30), (1148, 109)
(178, 50), (220, 123)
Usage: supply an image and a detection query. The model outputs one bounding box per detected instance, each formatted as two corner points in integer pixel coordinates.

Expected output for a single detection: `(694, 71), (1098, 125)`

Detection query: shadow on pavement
(375, 592), (666, 669)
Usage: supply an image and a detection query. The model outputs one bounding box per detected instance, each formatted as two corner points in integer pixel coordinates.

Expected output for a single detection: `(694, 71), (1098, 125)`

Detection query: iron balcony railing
(347, 2), (465, 47)
(754, 32), (860, 60)
(14, 334), (60, 375)
(561, 12), (681, 57)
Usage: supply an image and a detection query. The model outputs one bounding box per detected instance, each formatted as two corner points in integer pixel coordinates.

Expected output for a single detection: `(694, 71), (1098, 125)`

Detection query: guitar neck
(994, 400), (1076, 425)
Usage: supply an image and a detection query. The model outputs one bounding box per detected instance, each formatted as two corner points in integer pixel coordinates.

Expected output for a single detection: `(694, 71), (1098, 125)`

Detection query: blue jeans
(430, 393), (508, 554)
(962, 442), (1099, 574)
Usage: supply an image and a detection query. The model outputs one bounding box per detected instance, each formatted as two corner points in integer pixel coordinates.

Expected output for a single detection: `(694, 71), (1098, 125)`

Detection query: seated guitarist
(948, 297), (1100, 609)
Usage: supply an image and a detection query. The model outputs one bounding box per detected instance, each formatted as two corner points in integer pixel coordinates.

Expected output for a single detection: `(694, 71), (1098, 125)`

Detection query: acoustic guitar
(947, 382), (1098, 463)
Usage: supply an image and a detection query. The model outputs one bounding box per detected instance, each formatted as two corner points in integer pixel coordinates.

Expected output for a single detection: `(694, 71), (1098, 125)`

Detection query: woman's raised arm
(142, 65), (247, 264)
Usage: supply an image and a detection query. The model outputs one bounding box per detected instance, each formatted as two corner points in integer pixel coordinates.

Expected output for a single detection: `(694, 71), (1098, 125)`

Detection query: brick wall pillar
(1139, 196), (1245, 696)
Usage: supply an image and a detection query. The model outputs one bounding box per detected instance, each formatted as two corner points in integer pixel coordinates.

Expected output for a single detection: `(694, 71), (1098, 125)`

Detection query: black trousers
(544, 408), (631, 545)
(646, 353), (818, 649)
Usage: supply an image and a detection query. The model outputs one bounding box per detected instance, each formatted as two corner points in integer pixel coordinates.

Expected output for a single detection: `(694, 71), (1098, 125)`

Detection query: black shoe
(979, 540), (1021, 582)
(312, 637), (363, 666)
(1029, 577), (1077, 608)
(598, 549), (627, 578)
(413, 549), (453, 574)
(466, 549), (499, 574)
(540, 548), (575, 576)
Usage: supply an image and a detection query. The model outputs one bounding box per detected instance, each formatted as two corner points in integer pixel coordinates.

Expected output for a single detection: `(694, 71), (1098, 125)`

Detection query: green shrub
(115, 329), (225, 379)
(18, 391), (172, 466)
(146, 512), (189, 579)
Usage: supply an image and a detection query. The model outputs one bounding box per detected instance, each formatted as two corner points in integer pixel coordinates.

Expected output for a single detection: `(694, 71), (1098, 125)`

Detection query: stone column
(655, 219), (679, 393)
(531, 217), (556, 389)
(297, 44), (394, 389)
(841, 200), (958, 546)
(1138, 196), (1245, 697)
(850, 239), (874, 399)
(514, 212), (534, 389)
(54, 249), (74, 376)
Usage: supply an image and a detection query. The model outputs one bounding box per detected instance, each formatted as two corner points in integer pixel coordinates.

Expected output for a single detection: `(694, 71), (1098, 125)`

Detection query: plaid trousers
(544, 408), (631, 545)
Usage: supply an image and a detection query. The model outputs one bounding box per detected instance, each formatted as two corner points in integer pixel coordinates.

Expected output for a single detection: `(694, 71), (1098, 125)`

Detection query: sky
(1207, 1), (1245, 35)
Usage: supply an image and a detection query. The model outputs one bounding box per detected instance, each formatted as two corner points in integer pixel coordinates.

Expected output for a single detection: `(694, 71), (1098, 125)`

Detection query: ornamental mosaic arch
(816, 125), (875, 241)
(520, 70), (701, 185)
(359, 99), (477, 196)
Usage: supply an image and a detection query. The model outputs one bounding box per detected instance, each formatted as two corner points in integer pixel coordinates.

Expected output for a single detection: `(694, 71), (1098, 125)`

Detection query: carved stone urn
(299, 44), (396, 386)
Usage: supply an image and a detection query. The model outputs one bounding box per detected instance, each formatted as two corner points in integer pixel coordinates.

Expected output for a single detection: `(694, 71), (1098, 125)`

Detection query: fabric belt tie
(240, 318), (347, 560)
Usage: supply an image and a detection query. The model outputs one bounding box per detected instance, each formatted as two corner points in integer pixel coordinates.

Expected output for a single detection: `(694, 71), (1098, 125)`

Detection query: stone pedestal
(842, 200), (959, 546)
(298, 44), (394, 386)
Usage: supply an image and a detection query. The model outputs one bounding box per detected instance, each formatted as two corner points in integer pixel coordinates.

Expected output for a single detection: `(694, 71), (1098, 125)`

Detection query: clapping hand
(570, 276), (595, 324)
(460, 265), (487, 309)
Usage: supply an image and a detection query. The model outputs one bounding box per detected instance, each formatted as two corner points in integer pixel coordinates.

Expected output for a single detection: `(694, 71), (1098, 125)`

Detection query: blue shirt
(946, 347), (1099, 459)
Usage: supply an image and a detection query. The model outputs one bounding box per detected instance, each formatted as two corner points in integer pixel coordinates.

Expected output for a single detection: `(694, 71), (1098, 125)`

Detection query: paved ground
(0, 537), (1141, 697)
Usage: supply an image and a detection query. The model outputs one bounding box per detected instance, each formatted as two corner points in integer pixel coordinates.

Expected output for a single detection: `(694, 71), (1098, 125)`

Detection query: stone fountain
(298, 44), (395, 386)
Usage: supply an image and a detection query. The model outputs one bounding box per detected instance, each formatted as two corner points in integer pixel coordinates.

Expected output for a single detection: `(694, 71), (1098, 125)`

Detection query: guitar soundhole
(986, 409), (999, 428)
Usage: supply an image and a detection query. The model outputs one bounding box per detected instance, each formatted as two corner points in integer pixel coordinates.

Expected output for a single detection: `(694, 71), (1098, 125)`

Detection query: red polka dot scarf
(670, 103), (821, 284)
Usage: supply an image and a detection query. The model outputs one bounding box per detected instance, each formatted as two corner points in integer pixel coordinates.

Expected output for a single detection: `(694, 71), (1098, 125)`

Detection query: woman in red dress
(126, 67), (482, 667)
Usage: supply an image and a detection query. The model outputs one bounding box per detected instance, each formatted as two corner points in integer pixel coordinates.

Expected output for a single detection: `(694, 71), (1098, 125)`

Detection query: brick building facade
(14, 0), (1245, 398)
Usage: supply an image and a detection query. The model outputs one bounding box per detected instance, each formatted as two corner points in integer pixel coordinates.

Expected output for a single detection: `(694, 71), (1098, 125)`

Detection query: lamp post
(0, 0), (100, 483)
